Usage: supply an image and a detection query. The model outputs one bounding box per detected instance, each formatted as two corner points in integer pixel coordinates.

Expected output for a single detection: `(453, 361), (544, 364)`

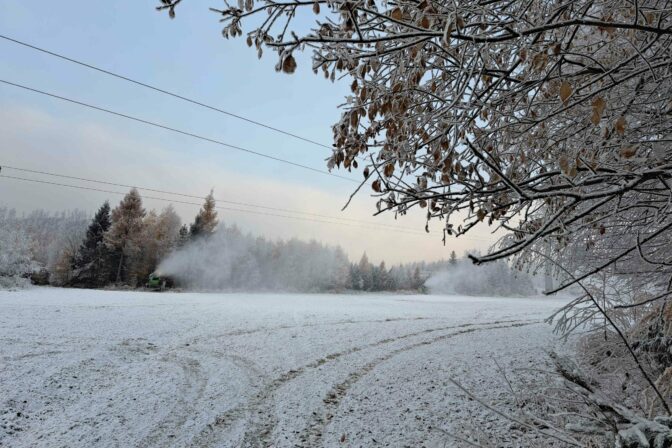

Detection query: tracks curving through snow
(225, 319), (539, 448)
(1, 290), (566, 448)
(296, 321), (539, 447)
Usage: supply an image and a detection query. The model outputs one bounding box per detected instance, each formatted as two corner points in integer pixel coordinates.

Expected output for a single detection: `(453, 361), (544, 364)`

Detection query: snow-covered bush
(0, 208), (35, 289)
(45, 210), (88, 286)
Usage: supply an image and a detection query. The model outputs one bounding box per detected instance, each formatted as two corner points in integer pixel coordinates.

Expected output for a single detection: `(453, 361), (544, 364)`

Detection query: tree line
(0, 188), (433, 291)
(1, 189), (535, 294)
(71, 188), (219, 288)
(0, 188), (217, 288)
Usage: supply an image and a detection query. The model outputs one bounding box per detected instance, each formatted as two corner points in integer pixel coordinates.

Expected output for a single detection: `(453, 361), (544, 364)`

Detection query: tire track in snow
(185, 316), (432, 347)
(201, 319), (536, 448)
(183, 318), (435, 446)
(136, 346), (269, 448)
(136, 354), (209, 448)
(146, 317), (426, 446)
(183, 350), (270, 448)
(296, 321), (540, 447)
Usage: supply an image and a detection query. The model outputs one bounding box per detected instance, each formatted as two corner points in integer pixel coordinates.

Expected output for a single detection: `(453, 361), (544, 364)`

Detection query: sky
(0, 1), (496, 264)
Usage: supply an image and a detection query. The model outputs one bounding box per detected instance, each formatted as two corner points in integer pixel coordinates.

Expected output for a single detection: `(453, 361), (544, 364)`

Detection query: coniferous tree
(71, 201), (112, 287)
(376, 261), (389, 291)
(44, 210), (88, 286)
(135, 210), (160, 283)
(411, 266), (424, 291)
(136, 205), (182, 280)
(105, 189), (146, 285)
(155, 205), (181, 256)
(449, 250), (458, 267)
(190, 190), (218, 239)
(349, 263), (361, 290)
(357, 252), (372, 291)
(0, 208), (35, 288)
(177, 224), (190, 248)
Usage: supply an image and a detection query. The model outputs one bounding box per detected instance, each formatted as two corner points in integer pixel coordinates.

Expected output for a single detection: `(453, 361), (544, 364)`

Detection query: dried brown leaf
(615, 116), (627, 135)
(559, 81), (572, 106)
(390, 7), (402, 20)
(619, 145), (638, 159)
(591, 97), (606, 125)
(282, 54), (297, 74)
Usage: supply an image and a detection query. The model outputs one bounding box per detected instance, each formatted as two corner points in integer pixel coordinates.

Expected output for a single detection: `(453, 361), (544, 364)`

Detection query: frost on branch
(159, 1), (672, 262)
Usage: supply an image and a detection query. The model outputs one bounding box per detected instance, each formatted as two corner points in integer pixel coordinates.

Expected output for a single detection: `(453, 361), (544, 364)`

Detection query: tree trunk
(116, 252), (124, 284)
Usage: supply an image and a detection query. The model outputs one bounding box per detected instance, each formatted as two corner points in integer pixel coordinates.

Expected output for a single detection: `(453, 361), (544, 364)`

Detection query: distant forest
(0, 189), (536, 295)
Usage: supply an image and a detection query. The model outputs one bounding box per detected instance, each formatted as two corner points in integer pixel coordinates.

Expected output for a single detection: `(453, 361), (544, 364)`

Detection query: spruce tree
(449, 250), (458, 266)
(349, 263), (361, 290)
(377, 261), (389, 291)
(105, 189), (146, 285)
(71, 201), (112, 287)
(177, 224), (190, 248)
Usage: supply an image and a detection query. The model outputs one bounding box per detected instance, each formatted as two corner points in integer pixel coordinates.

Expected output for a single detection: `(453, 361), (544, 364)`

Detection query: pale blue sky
(0, 1), (494, 263)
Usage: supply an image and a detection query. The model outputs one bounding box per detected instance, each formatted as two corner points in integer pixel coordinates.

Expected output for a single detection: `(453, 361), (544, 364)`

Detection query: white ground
(0, 288), (570, 448)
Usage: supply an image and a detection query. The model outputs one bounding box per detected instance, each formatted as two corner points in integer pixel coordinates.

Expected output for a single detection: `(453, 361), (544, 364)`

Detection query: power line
(0, 79), (358, 183)
(0, 171), (494, 243)
(0, 164), (420, 232)
(0, 174), (433, 236)
(0, 34), (334, 151)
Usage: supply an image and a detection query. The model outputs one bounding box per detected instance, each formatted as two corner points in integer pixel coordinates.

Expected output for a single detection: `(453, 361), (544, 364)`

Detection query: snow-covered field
(1, 288), (570, 447)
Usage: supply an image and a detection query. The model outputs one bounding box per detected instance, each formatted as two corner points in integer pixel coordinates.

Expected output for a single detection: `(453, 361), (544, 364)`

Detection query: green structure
(146, 273), (167, 291)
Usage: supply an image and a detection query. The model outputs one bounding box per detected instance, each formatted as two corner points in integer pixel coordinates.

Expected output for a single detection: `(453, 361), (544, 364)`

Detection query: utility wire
(0, 174), (433, 236)
(0, 79), (358, 183)
(0, 164), (420, 232)
(0, 34), (333, 151)
(0, 172), (493, 242)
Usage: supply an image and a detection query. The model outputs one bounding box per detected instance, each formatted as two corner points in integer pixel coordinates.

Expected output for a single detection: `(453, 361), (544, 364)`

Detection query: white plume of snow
(425, 260), (538, 297)
(157, 225), (349, 292)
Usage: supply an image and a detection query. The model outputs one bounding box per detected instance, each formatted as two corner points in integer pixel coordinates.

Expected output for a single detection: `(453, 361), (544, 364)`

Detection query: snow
(0, 288), (570, 447)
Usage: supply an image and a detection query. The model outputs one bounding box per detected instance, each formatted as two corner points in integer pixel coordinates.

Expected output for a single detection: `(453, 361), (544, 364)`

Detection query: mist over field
(425, 260), (537, 297)
(158, 225), (350, 292)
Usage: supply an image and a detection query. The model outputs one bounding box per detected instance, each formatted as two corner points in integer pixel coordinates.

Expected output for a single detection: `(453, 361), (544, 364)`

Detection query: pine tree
(190, 190), (218, 239)
(358, 252), (373, 291)
(376, 261), (389, 291)
(411, 266), (424, 290)
(349, 263), (361, 290)
(71, 201), (112, 287)
(105, 189), (146, 285)
(449, 250), (458, 266)
(177, 224), (190, 248)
